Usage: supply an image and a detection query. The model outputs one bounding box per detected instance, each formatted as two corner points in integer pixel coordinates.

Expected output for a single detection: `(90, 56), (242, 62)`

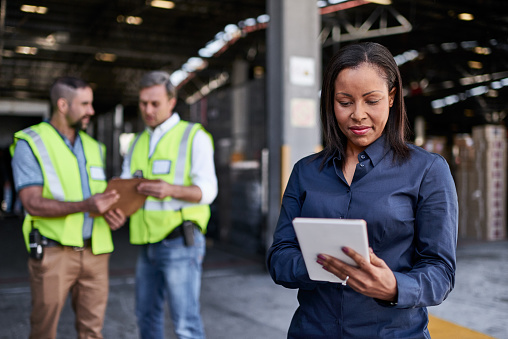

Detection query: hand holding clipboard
(90, 178), (155, 217)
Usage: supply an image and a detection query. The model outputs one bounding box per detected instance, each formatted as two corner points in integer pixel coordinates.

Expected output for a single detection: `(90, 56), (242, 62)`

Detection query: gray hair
(139, 71), (177, 99)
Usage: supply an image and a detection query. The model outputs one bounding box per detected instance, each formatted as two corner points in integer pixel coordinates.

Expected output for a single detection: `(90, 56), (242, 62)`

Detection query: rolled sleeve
(191, 129), (218, 205)
(11, 140), (44, 191)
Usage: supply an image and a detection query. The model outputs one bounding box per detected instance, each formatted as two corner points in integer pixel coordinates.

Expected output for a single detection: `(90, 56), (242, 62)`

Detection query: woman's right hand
(317, 247), (398, 302)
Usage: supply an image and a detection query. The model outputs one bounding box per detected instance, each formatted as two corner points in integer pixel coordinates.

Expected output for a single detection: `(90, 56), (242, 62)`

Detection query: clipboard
(91, 178), (153, 217)
(292, 217), (370, 283)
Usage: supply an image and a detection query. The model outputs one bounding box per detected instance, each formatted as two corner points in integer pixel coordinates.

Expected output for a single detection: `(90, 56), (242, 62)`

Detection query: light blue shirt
(12, 125), (93, 239)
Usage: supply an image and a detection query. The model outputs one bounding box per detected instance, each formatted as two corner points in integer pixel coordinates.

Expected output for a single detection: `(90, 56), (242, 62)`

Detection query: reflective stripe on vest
(143, 123), (194, 211)
(128, 121), (211, 244)
(23, 127), (66, 201)
(173, 123), (194, 185)
(125, 133), (142, 169)
(12, 123), (113, 254)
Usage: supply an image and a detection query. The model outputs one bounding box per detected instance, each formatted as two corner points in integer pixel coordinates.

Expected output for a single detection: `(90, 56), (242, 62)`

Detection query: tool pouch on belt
(28, 221), (44, 260)
(181, 220), (195, 247)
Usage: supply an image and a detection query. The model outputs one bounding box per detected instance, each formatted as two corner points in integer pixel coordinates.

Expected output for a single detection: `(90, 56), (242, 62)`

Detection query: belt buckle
(73, 239), (91, 251)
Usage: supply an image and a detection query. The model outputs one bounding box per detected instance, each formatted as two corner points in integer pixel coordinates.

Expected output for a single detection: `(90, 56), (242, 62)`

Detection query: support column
(231, 59), (249, 161)
(266, 0), (321, 249)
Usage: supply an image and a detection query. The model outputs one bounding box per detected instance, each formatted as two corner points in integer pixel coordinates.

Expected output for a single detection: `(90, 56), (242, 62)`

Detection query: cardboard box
(466, 125), (507, 241)
(453, 134), (475, 239)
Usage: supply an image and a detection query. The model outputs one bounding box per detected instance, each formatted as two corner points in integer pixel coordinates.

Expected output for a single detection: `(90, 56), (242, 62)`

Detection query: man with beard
(10, 76), (126, 339)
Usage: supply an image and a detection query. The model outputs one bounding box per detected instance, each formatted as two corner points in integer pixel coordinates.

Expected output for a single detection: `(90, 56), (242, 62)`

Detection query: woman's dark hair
(320, 42), (410, 165)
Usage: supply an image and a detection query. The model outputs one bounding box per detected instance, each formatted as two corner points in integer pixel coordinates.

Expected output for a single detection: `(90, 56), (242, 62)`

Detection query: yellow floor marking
(429, 315), (495, 339)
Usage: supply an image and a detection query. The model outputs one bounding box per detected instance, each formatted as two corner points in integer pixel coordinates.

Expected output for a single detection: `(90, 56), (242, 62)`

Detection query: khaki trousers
(28, 246), (110, 339)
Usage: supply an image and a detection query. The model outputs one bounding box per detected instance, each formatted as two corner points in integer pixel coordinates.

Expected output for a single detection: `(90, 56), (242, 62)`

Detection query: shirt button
(360, 164), (365, 167)
(360, 155), (366, 160)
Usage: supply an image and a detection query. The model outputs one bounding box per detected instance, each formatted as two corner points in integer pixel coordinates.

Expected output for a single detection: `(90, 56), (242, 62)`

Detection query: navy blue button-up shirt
(267, 135), (458, 338)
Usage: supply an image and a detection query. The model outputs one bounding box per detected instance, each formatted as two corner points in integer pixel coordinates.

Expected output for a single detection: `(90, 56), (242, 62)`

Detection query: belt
(44, 238), (92, 251)
(165, 225), (185, 240)
(164, 224), (199, 240)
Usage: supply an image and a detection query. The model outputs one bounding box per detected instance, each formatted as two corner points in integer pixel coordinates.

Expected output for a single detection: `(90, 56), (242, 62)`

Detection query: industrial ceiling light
(474, 46), (491, 55)
(149, 0), (175, 9)
(253, 66), (265, 79)
(458, 13), (474, 21)
(365, 0), (392, 5)
(170, 70), (189, 87)
(257, 14), (270, 23)
(15, 46), (38, 55)
(95, 52), (117, 62)
(468, 60), (483, 69)
(20, 5), (48, 14)
(125, 16), (143, 25)
(182, 57), (208, 73)
(243, 18), (257, 27)
(175, 14), (269, 88)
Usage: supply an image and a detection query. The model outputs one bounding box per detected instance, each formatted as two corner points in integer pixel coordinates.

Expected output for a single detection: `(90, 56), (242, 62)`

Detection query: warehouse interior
(1, 0), (508, 253)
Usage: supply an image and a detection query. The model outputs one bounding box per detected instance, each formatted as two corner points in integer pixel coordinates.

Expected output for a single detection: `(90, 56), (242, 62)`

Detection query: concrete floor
(429, 239), (508, 339)
(0, 216), (507, 339)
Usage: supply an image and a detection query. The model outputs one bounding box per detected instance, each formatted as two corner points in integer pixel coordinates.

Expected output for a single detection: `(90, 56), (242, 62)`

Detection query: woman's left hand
(316, 247), (398, 302)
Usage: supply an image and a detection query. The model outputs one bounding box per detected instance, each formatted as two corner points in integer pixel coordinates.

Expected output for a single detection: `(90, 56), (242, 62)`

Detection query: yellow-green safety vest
(10, 122), (113, 255)
(127, 120), (212, 244)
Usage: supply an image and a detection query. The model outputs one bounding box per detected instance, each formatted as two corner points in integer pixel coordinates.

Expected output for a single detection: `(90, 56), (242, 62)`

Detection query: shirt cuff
(391, 271), (420, 308)
(196, 181), (218, 205)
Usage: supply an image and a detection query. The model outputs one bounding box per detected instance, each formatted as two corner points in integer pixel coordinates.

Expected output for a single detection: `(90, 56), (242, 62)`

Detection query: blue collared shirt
(267, 135), (458, 338)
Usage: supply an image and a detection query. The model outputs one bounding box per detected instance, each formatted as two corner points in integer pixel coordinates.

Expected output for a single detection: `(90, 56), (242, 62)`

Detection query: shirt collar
(44, 120), (82, 149)
(363, 134), (390, 167)
(327, 134), (390, 166)
(326, 151), (340, 164)
(146, 112), (180, 135)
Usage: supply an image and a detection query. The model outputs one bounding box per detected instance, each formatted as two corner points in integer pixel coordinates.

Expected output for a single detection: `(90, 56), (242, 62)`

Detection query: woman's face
(334, 63), (396, 154)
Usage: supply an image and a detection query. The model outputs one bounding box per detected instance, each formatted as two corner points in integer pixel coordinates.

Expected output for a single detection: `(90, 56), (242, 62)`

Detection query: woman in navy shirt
(267, 42), (458, 338)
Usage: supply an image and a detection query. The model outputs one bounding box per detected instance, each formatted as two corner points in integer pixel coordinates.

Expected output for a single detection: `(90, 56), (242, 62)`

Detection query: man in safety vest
(11, 76), (126, 339)
(120, 71), (218, 339)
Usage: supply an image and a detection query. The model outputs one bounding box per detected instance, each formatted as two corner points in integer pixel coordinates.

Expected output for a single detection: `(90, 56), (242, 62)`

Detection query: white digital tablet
(292, 217), (370, 283)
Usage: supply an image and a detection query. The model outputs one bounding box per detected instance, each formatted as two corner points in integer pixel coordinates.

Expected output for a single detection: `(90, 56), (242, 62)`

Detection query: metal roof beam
(322, 6), (412, 46)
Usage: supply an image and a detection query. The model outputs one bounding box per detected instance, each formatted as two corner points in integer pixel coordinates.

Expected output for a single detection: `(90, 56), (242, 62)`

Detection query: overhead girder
(321, 5), (412, 46)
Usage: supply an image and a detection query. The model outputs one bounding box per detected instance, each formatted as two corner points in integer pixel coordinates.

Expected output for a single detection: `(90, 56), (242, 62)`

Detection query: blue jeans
(135, 228), (206, 339)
